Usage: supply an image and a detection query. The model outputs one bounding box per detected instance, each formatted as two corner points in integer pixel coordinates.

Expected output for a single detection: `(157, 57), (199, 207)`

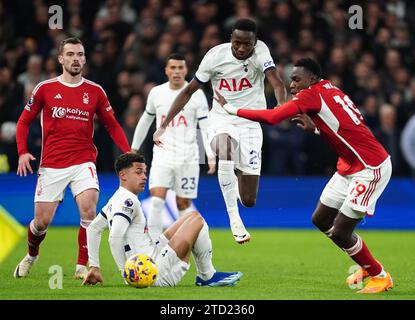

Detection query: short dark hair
(294, 58), (322, 78)
(115, 152), (146, 174)
(58, 37), (83, 54)
(232, 19), (257, 35)
(165, 52), (186, 65)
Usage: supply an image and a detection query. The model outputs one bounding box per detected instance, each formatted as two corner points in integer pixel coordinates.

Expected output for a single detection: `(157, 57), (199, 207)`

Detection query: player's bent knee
(311, 212), (323, 229)
(34, 218), (50, 231)
(191, 214), (204, 230)
(190, 211), (202, 221)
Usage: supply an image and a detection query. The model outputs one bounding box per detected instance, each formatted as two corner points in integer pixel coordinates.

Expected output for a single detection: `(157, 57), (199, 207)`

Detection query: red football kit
(16, 77), (130, 168)
(237, 80), (389, 175)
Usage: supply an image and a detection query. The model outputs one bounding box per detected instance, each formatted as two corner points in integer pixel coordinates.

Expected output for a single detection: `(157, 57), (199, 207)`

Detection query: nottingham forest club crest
(83, 92), (89, 104)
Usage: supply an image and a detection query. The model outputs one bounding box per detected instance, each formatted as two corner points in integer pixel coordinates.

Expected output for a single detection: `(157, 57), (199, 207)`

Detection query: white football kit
(132, 82), (212, 199)
(195, 40), (276, 174)
(87, 186), (190, 287)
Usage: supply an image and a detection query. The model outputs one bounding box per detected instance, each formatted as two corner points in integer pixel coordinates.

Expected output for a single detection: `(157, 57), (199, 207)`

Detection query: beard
(64, 64), (82, 76)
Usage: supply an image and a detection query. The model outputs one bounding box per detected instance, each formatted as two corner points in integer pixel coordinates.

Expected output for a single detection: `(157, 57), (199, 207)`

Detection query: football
(123, 253), (158, 288)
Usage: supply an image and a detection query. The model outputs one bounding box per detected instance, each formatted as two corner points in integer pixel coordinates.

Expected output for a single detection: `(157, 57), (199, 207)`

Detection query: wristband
(223, 103), (238, 115)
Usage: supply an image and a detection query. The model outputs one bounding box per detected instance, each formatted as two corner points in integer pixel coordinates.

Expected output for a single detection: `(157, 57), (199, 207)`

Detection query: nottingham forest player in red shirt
(214, 58), (393, 294)
(14, 37), (130, 280)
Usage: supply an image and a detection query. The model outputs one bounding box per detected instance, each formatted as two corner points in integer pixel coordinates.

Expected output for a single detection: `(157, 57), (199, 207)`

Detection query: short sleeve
(145, 88), (156, 116)
(195, 49), (214, 83)
(291, 88), (321, 114)
(255, 40), (276, 73)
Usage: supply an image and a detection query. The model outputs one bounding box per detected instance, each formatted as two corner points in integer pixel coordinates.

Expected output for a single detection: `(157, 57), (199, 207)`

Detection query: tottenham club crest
(83, 92), (89, 104)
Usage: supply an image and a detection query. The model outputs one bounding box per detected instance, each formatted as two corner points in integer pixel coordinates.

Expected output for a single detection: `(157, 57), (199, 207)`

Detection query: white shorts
(148, 163), (200, 199)
(320, 158), (392, 219)
(208, 122), (263, 175)
(152, 244), (190, 287)
(34, 162), (99, 202)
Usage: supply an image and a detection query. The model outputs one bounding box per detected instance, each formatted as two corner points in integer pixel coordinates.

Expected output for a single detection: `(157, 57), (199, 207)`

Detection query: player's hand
(213, 89), (227, 106)
(213, 89), (238, 115)
(17, 153), (36, 176)
(207, 157), (216, 175)
(82, 267), (104, 286)
(153, 127), (166, 147)
(291, 113), (316, 134)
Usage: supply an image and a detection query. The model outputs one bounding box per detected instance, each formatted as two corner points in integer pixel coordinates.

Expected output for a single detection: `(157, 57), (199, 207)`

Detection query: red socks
(77, 225), (88, 266)
(344, 235), (382, 276)
(28, 220), (47, 257)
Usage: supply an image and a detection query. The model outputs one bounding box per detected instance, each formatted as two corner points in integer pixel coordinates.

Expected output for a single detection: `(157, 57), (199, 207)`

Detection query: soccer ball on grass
(123, 253), (158, 288)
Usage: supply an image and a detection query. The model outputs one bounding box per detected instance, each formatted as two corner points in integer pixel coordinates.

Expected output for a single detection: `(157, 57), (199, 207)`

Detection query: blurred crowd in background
(1, 0), (415, 176)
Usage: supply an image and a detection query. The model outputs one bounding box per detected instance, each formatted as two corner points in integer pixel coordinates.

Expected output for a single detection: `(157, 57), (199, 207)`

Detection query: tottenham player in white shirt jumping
(82, 152), (242, 287)
(131, 53), (216, 241)
(154, 19), (287, 244)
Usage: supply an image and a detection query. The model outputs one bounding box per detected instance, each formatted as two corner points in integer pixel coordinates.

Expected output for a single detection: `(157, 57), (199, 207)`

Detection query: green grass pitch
(0, 228), (414, 300)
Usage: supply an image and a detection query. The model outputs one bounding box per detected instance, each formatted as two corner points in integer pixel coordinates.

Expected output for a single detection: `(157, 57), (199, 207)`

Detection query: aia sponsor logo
(218, 78), (252, 91)
(51, 106), (90, 120)
(161, 114), (188, 127)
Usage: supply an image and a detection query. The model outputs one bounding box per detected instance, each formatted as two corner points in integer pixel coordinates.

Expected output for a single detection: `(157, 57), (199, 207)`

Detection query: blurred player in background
(14, 37), (130, 279)
(131, 53), (216, 241)
(82, 152), (242, 287)
(215, 58), (393, 294)
(153, 19), (287, 244)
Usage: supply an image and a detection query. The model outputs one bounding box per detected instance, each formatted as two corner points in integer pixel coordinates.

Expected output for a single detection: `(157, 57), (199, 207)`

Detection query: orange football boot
(357, 272), (393, 294)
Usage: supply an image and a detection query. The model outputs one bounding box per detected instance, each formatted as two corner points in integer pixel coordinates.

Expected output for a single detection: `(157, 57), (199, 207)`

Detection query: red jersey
(16, 77), (130, 168)
(237, 80), (389, 175)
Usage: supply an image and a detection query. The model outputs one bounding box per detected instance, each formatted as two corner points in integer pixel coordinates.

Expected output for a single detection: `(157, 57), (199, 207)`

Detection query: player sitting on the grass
(82, 152), (242, 287)
(214, 58), (393, 294)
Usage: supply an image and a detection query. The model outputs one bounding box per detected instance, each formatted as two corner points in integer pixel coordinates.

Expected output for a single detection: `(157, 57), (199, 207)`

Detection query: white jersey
(195, 40), (275, 127)
(101, 186), (153, 257)
(146, 82), (209, 165)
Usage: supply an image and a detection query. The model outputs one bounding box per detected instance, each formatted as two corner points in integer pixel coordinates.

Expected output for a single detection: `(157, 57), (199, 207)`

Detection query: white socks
(30, 220), (47, 236)
(147, 196), (165, 241)
(192, 221), (216, 280)
(218, 160), (240, 223)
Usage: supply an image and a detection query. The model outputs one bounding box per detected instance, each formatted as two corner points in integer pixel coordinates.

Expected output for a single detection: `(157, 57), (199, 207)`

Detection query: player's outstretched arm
(213, 89), (300, 126)
(108, 216), (130, 272)
(265, 67), (288, 105)
(87, 213), (108, 271)
(153, 79), (202, 146)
